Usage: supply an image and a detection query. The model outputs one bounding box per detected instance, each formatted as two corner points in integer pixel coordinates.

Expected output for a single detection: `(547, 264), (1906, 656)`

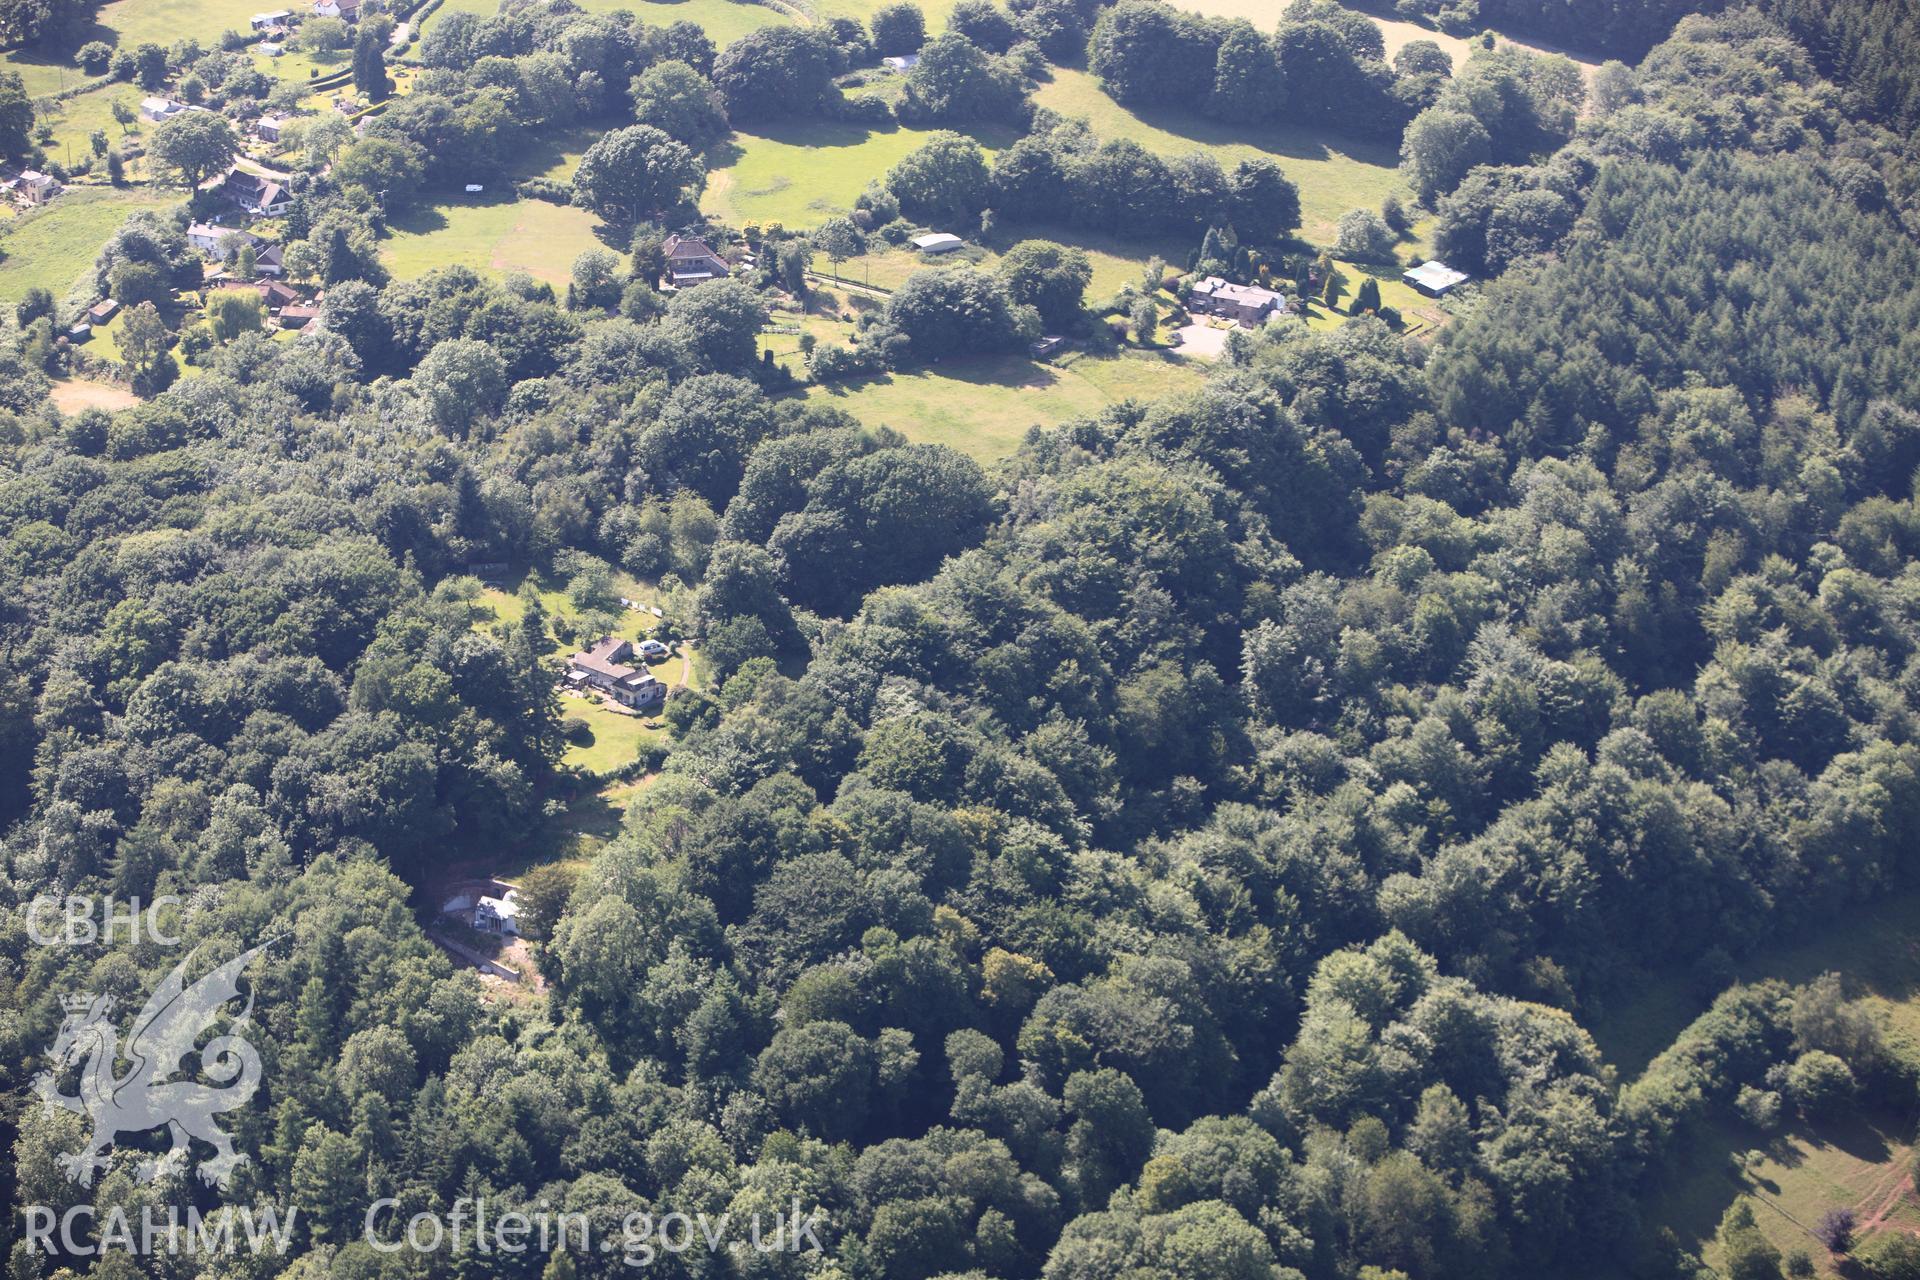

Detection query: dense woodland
(5, 1), (1920, 1279)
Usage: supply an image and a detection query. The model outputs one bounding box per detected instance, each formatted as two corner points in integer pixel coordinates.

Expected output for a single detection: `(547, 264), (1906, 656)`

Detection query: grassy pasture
(814, 0), (959, 28)
(34, 83), (150, 177)
(802, 348), (1206, 462)
(92, 0), (265, 51)
(0, 185), (173, 305)
(423, 0), (795, 43)
(700, 116), (1016, 229)
(1170, 0), (1604, 82)
(1604, 893), (1920, 1279)
(382, 194), (611, 286)
(1031, 68), (1407, 246)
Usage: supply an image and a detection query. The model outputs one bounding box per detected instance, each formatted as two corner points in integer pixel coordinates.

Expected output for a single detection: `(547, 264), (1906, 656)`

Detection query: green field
(382, 195), (611, 287)
(1602, 893), (1920, 1279)
(422, 0), (795, 43)
(804, 349), (1207, 462)
(36, 84), (142, 176)
(3, 50), (93, 98)
(510, 123), (604, 184)
(814, 0), (958, 27)
(558, 693), (667, 774)
(1171, 0), (1603, 82)
(834, 222), (1187, 302)
(701, 117), (1015, 229)
(1031, 67), (1407, 246)
(1302, 256), (1448, 335)
(93, 0), (264, 49)
(0, 0), (261, 93)
(0, 185), (174, 305)
(256, 46), (352, 86)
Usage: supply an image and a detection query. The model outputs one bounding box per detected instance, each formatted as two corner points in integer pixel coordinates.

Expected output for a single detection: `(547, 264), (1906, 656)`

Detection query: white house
(313, 0), (361, 21)
(882, 54), (920, 71)
(912, 232), (964, 253)
(441, 882), (523, 937)
(187, 221), (251, 252)
(140, 96), (183, 122)
(14, 170), (59, 206)
(250, 9), (291, 28)
(473, 892), (521, 937)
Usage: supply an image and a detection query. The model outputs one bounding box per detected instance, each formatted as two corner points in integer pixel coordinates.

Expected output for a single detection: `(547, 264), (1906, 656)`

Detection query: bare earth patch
(49, 379), (140, 414)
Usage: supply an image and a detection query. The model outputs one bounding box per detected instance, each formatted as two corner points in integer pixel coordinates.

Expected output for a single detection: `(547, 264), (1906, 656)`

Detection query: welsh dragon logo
(33, 942), (274, 1189)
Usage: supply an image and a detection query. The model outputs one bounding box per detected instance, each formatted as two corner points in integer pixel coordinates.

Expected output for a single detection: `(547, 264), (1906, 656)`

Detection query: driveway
(1171, 322), (1232, 361)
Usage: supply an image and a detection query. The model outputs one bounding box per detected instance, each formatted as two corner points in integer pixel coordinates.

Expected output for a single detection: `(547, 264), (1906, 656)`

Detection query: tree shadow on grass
(1805, 1112), (1900, 1168)
(928, 354), (1065, 391)
(388, 204), (451, 236)
(1116, 96), (1402, 167)
(725, 115), (1021, 154)
(814, 370), (897, 398)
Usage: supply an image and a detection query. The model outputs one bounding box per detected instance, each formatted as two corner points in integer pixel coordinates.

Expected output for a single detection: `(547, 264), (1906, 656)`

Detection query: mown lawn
(558, 693), (666, 775)
(382, 195), (611, 287)
(258, 47), (352, 86)
(1302, 257), (1448, 335)
(0, 185), (174, 305)
(830, 221), (1185, 303)
(701, 117), (1017, 229)
(804, 348), (1206, 462)
(1030, 67), (1408, 246)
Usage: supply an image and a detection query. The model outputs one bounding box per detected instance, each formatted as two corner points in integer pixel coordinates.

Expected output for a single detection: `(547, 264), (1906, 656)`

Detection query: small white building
(250, 9), (291, 28)
(14, 170), (60, 205)
(473, 892), (520, 937)
(187, 221), (242, 251)
(912, 232), (964, 254)
(141, 96), (183, 122)
(881, 53), (920, 71)
(441, 882), (523, 938)
(1403, 260), (1469, 296)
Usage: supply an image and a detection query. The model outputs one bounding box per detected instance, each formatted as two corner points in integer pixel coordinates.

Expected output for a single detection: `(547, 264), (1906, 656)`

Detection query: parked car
(638, 639), (670, 662)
